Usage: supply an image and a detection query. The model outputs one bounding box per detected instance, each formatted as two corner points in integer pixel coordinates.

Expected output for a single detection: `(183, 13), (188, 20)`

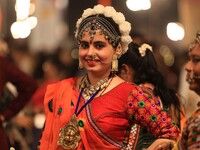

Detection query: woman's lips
(85, 59), (98, 66)
(186, 72), (194, 84)
(87, 61), (96, 66)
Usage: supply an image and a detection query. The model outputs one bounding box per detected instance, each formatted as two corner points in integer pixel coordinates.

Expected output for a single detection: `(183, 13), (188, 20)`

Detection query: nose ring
(92, 54), (96, 60)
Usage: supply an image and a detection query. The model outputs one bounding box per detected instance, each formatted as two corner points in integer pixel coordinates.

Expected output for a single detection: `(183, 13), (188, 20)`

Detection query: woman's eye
(94, 43), (104, 49)
(80, 42), (89, 49)
(192, 58), (200, 63)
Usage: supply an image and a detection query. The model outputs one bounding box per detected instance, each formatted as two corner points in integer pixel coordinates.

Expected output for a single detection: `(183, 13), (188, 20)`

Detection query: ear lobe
(120, 64), (130, 81)
(121, 64), (130, 74)
(116, 43), (122, 56)
(120, 64), (134, 82)
(119, 65), (127, 80)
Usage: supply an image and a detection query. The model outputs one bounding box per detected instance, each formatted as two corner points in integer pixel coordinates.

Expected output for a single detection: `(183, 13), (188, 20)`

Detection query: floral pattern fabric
(179, 105), (200, 150)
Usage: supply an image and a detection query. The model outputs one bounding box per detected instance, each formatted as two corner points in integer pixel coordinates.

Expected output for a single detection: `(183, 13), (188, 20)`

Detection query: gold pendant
(57, 114), (81, 149)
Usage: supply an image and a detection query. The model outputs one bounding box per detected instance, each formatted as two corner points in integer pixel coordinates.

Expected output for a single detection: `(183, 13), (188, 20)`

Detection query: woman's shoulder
(50, 76), (83, 86)
(109, 76), (139, 90)
(44, 77), (79, 92)
(44, 77), (82, 105)
(139, 82), (155, 92)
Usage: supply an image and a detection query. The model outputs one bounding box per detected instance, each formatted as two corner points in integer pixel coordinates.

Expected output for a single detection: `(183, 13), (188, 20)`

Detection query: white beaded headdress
(75, 4), (132, 58)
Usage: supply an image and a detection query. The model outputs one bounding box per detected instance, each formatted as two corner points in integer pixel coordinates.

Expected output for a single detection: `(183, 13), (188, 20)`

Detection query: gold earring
(111, 54), (118, 72)
(79, 58), (83, 69)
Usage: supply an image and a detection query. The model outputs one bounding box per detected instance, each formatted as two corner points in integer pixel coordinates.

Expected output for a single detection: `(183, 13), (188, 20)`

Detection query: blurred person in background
(0, 36), (9, 57)
(31, 52), (68, 112)
(178, 50), (200, 119)
(0, 37), (37, 150)
(118, 42), (184, 149)
(173, 31), (200, 150)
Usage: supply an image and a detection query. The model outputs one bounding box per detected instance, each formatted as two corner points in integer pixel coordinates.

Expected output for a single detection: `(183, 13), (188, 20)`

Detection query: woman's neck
(87, 71), (111, 85)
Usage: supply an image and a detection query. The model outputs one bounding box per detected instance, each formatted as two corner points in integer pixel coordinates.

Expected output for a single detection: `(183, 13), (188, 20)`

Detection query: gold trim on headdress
(189, 31), (200, 50)
(75, 4), (132, 57)
(77, 15), (121, 48)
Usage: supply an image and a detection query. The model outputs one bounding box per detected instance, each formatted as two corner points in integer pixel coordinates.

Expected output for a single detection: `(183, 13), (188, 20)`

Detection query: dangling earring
(111, 54), (118, 72)
(79, 58), (83, 69)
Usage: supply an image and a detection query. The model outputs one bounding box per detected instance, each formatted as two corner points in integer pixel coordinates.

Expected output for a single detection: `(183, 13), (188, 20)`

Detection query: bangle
(0, 114), (5, 122)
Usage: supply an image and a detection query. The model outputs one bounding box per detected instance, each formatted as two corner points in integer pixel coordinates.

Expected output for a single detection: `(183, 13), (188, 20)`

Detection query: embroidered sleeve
(127, 85), (180, 140)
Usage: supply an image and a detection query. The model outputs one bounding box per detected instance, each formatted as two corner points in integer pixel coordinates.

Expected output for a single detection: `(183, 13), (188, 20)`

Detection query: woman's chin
(189, 83), (199, 93)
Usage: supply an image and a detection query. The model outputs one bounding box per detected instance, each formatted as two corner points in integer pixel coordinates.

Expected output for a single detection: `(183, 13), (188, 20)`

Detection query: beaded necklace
(80, 74), (112, 100)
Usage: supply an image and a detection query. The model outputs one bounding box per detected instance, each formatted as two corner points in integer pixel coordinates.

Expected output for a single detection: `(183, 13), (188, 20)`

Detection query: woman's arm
(127, 85), (181, 140)
(147, 138), (175, 150)
(0, 57), (37, 120)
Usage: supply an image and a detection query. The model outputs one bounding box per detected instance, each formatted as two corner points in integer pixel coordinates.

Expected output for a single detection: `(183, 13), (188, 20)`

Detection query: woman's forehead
(81, 30), (107, 42)
(190, 45), (200, 53)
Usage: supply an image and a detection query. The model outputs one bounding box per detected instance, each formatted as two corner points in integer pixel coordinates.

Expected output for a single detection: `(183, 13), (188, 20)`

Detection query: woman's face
(79, 30), (116, 75)
(185, 45), (200, 94)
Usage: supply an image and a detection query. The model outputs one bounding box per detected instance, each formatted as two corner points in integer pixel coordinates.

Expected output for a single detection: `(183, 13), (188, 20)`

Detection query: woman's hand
(147, 139), (176, 150)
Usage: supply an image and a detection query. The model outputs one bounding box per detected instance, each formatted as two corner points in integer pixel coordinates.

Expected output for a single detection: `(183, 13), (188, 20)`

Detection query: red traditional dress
(39, 78), (180, 150)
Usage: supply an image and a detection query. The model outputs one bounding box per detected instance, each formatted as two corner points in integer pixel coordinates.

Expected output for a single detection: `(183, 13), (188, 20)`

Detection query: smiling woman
(185, 32), (200, 94)
(177, 31), (200, 149)
(78, 30), (118, 74)
(38, 4), (180, 150)
(152, 31), (200, 150)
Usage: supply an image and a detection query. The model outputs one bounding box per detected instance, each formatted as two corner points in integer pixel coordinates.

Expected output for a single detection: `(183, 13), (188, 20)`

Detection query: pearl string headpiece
(75, 4), (132, 57)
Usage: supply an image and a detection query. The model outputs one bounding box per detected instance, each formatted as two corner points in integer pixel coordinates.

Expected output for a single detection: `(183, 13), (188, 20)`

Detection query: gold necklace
(80, 75), (111, 100)
(57, 114), (81, 149)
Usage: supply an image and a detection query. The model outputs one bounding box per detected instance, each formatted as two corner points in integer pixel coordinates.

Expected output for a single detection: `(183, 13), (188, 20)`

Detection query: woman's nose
(185, 61), (192, 72)
(87, 46), (95, 55)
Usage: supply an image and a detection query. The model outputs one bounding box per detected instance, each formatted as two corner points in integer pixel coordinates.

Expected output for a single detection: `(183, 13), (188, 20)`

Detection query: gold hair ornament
(75, 4), (132, 58)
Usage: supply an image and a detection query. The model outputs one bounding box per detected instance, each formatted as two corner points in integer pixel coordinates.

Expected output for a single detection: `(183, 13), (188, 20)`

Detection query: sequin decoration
(71, 101), (74, 106)
(57, 107), (62, 115)
(78, 120), (84, 128)
(48, 99), (53, 112)
(122, 124), (140, 150)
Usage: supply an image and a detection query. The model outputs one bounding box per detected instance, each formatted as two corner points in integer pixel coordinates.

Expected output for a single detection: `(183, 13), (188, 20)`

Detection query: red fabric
(31, 80), (58, 108)
(91, 82), (134, 141)
(39, 78), (180, 150)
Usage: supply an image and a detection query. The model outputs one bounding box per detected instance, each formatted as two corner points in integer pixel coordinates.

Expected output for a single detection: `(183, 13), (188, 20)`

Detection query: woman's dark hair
(119, 42), (183, 126)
